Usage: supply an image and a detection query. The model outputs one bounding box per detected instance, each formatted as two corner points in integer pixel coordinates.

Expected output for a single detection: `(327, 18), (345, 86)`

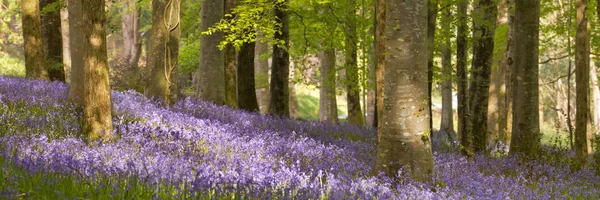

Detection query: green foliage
(40, 0), (64, 14)
(0, 54), (25, 77)
(178, 0), (202, 74)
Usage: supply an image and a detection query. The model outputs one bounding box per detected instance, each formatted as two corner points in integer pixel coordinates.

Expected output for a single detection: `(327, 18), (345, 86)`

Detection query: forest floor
(1, 76), (599, 199)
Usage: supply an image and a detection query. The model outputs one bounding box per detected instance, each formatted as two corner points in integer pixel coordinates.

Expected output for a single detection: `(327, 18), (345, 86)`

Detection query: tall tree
(121, 0), (142, 67)
(268, 0), (290, 116)
(574, 0), (591, 167)
(196, 0), (225, 105)
(427, 0), (438, 132)
(81, 0), (112, 141)
(377, 0), (434, 182)
(60, 6), (71, 83)
(255, 31), (270, 114)
(41, 0), (65, 81)
(21, 0), (48, 80)
(237, 41), (259, 112)
(468, 0), (497, 152)
(67, 0), (84, 104)
(505, 0), (514, 146)
(319, 49), (338, 123)
(375, 0), (385, 129)
(440, 0), (454, 135)
(345, 0), (364, 126)
(457, 0), (470, 156)
(488, 0), (509, 144)
(147, 0), (181, 105)
(509, 0), (540, 157)
(225, 0), (238, 108)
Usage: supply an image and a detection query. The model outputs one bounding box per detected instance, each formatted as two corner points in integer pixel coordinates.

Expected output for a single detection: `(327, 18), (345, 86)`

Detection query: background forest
(1, 0), (600, 198)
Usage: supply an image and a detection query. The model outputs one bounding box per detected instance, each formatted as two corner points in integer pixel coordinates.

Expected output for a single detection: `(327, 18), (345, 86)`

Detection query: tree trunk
(574, 0), (591, 168)
(255, 31), (270, 114)
(440, 0), (454, 135)
(225, 0), (238, 108)
(591, 59), (600, 137)
(60, 7), (71, 83)
(375, 0), (385, 129)
(468, 0), (497, 153)
(67, 0), (84, 104)
(509, 0), (540, 157)
(367, 17), (376, 127)
(505, 0), (515, 146)
(268, 0), (290, 116)
(196, 0), (225, 105)
(81, 0), (112, 141)
(236, 41), (259, 112)
(488, 0), (509, 144)
(21, 0), (48, 80)
(289, 59), (300, 119)
(377, 0), (434, 183)
(41, 0), (65, 81)
(147, 0), (180, 105)
(121, 0), (141, 67)
(319, 49), (338, 123)
(345, 0), (364, 126)
(457, 0), (471, 156)
(427, 0), (438, 132)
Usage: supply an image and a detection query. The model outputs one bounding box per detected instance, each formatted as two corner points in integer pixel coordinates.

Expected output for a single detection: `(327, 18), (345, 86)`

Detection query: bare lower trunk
(255, 31), (270, 114)
(375, 0), (385, 129)
(427, 0), (438, 132)
(224, 0), (238, 108)
(268, 0), (290, 116)
(440, 2), (454, 135)
(509, 0), (540, 157)
(574, 0), (591, 168)
(488, 0), (509, 144)
(147, 0), (181, 105)
(468, 0), (497, 153)
(121, 0), (141, 67)
(237, 41), (259, 112)
(82, 0), (113, 142)
(289, 59), (300, 119)
(67, 0), (84, 104)
(345, 0), (364, 126)
(41, 0), (65, 81)
(319, 49), (338, 123)
(196, 0), (225, 105)
(457, 0), (470, 156)
(21, 0), (48, 80)
(61, 7), (71, 83)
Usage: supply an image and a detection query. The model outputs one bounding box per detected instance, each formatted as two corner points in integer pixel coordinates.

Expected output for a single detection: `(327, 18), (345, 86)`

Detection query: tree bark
(121, 0), (142, 67)
(81, 0), (113, 141)
(67, 0), (84, 104)
(41, 0), (65, 81)
(488, 0), (509, 144)
(319, 49), (338, 123)
(505, 0), (515, 146)
(427, 0), (438, 132)
(289, 59), (300, 118)
(375, 0), (385, 129)
(147, 0), (180, 105)
(457, 0), (471, 156)
(509, 0), (540, 157)
(196, 0), (225, 105)
(345, 0), (364, 126)
(255, 31), (270, 114)
(591, 60), (600, 137)
(574, 0), (591, 168)
(468, 0), (497, 153)
(224, 0), (238, 108)
(440, 0), (454, 135)
(377, 0), (433, 183)
(60, 7), (71, 83)
(21, 0), (48, 80)
(268, 0), (290, 116)
(237, 41), (259, 112)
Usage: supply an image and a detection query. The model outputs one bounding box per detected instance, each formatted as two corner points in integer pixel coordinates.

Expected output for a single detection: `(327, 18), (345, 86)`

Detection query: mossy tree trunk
(147, 0), (180, 105)
(488, 0), (509, 144)
(41, 0), (65, 81)
(81, 0), (113, 142)
(67, 0), (84, 104)
(377, 0), (434, 183)
(225, 0), (238, 108)
(440, 0), (454, 135)
(468, 0), (497, 153)
(345, 0), (364, 126)
(509, 0), (541, 157)
(427, 0), (438, 132)
(21, 0), (48, 80)
(268, 0), (290, 116)
(457, 0), (471, 156)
